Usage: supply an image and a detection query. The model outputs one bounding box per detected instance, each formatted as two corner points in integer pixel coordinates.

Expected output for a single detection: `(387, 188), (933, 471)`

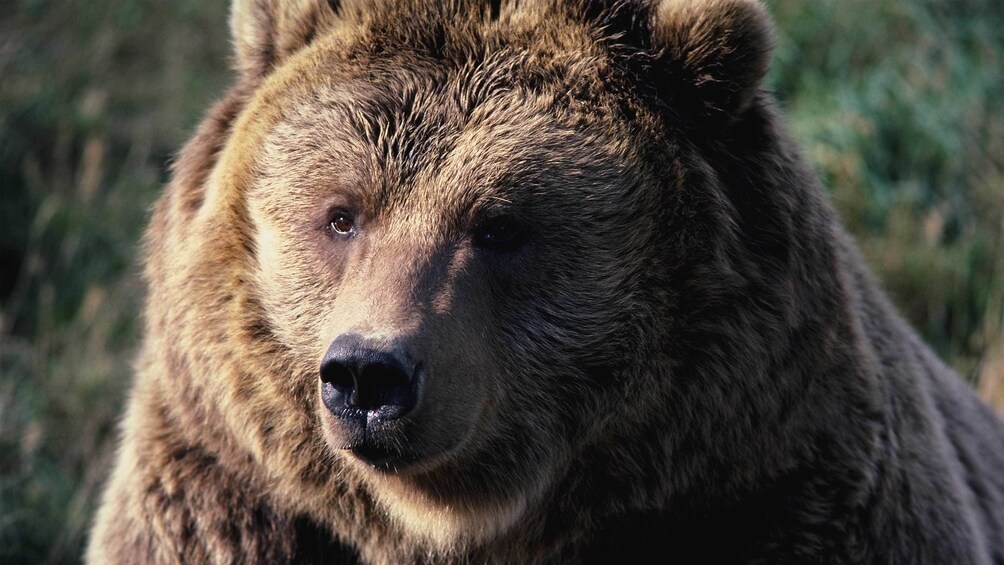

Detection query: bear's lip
(346, 441), (422, 471)
(317, 402), (431, 473)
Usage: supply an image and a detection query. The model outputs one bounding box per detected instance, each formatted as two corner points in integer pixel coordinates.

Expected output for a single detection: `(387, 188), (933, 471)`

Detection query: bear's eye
(328, 212), (355, 236)
(473, 215), (525, 251)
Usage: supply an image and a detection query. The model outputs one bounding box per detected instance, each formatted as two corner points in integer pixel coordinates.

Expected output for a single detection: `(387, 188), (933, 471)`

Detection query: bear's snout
(319, 334), (420, 423)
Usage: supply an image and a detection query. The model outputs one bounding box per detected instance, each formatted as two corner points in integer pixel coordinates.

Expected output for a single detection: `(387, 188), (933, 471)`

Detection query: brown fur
(89, 1), (1004, 563)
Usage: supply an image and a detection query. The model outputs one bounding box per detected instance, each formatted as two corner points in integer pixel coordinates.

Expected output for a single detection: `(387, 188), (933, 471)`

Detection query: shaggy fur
(88, 0), (1004, 563)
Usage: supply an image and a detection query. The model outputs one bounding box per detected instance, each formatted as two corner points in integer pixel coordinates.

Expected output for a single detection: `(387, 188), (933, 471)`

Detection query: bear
(87, 0), (1004, 562)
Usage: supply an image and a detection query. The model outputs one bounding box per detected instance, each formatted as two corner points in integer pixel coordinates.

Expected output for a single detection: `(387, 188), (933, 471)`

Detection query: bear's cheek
(489, 234), (654, 434)
(250, 221), (342, 358)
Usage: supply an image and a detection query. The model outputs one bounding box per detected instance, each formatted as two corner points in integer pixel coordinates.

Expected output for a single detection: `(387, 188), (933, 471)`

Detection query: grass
(1, 1), (1002, 562)
(1, 2), (229, 561)
(770, 0), (1004, 380)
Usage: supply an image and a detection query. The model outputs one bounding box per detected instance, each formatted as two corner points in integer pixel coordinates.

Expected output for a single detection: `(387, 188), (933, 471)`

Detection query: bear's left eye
(328, 211), (355, 236)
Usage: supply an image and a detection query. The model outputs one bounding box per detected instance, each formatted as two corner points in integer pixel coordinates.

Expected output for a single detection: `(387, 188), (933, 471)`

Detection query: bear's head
(155, 0), (840, 553)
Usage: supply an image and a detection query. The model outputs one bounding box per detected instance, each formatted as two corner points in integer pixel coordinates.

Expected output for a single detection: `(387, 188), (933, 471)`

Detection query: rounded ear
(649, 0), (774, 125)
(231, 0), (341, 82)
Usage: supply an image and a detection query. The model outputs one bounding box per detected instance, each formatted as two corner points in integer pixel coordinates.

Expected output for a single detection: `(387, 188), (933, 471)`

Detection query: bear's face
(236, 21), (664, 536)
(205, 0), (772, 547)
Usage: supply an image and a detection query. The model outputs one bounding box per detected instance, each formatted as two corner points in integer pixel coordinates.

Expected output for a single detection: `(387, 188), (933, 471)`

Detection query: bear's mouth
(317, 399), (428, 472)
(347, 441), (422, 471)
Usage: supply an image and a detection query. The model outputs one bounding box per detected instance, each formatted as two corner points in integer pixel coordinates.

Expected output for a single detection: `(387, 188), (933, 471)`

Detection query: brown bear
(88, 0), (1004, 562)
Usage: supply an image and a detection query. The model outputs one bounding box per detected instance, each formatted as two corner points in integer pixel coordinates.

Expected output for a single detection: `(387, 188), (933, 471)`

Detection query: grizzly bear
(88, 0), (1004, 562)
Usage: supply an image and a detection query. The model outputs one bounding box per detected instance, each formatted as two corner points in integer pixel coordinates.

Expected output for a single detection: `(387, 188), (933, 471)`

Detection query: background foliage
(1, 0), (1002, 562)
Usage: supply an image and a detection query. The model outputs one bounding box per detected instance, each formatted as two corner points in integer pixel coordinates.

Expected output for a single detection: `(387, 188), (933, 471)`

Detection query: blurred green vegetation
(0, 0), (1001, 562)
(770, 0), (1004, 380)
(1, 1), (230, 562)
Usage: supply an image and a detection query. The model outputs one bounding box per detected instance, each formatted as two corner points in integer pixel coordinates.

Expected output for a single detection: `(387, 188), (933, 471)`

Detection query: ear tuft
(231, 0), (340, 82)
(650, 0), (774, 124)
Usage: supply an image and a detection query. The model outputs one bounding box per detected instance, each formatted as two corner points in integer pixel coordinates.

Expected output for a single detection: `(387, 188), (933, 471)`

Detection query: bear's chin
(348, 458), (549, 552)
(380, 483), (533, 551)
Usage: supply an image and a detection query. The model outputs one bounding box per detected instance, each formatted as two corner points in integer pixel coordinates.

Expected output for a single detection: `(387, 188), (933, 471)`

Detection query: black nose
(319, 334), (419, 421)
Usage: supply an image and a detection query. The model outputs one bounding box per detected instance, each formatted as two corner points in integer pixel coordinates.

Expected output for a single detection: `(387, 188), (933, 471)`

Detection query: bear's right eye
(473, 215), (525, 251)
(327, 212), (355, 237)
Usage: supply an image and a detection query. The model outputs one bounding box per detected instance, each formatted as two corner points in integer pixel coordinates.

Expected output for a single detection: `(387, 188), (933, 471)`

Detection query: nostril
(320, 361), (355, 394)
(358, 362), (413, 409)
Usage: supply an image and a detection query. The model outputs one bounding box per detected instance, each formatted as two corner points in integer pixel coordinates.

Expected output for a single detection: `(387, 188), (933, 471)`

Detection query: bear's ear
(231, 0), (341, 82)
(648, 0), (774, 126)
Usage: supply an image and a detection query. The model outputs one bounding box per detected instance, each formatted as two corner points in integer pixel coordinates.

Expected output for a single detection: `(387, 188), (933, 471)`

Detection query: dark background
(1, 0), (1002, 562)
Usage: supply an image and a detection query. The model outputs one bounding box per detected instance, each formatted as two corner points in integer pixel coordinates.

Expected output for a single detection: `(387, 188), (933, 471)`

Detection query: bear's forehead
(255, 61), (643, 213)
(317, 0), (637, 123)
(241, 0), (658, 218)
(260, 76), (637, 217)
